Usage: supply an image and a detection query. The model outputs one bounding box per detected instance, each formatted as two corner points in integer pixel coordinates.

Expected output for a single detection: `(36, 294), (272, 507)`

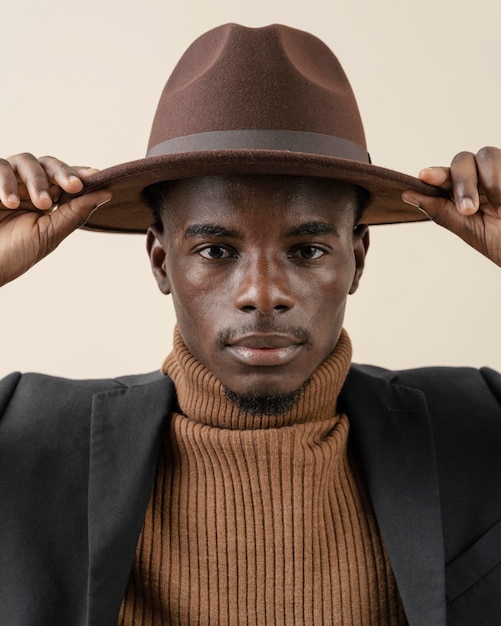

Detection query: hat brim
(60, 150), (449, 233)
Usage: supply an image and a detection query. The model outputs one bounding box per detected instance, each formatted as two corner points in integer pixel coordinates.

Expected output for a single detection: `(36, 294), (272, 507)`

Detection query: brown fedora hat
(70, 23), (447, 233)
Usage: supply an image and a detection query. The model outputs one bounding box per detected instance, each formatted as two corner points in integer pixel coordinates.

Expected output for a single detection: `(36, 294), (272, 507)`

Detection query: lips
(225, 333), (304, 366)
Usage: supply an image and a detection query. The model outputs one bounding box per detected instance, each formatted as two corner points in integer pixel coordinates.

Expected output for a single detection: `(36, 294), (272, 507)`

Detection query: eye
(198, 245), (234, 260)
(290, 245), (326, 260)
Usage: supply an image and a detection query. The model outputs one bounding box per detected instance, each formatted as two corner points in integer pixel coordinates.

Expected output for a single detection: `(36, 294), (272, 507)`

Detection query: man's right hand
(0, 153), (112, 286)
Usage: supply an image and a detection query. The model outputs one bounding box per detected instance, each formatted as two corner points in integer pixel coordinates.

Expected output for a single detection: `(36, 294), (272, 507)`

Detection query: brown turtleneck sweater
(118, 329), (407, 625)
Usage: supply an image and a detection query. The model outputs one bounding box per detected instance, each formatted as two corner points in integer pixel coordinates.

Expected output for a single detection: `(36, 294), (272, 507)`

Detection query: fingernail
(67, 175), (84, 192)
(458, 198), (475, 214)
(402, 193), (420, 208)
(7, 193), (19, 204)
(38, 191), (53, 208)
(418, 167), (433, 176)
(402, 194), (432, 219)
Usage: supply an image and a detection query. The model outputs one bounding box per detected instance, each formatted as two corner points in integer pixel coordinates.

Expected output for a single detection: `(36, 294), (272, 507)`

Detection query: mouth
(225, 333), (304, 367)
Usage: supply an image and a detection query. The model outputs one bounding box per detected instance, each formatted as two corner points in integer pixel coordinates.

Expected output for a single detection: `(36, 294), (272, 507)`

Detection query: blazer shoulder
(349, 362), (501, 409)
(0, 369), (170, 428)
(347, 364), (501, 459)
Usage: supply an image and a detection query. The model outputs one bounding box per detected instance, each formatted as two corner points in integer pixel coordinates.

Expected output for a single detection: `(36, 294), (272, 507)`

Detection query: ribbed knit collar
(162, 326), (352, 430)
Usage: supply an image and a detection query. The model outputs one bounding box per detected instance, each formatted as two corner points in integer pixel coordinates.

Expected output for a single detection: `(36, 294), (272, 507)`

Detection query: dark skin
(147, 175), (368, 399)
(0, 154), (111, 286)
(0, 148), (500, 399)
(402, 147), (501, 265)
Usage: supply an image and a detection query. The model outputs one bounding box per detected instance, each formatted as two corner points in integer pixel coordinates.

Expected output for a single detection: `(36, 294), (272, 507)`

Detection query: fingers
(449, 151), (480, 215)
(0, 153), (99, 211)
(72, 165), (100, 180)
(403, 146), (501, 222)
(401, 146), (501, 265)
(0, 158), (22, 208)
(38, 156), (98, 191)
(5, 153), (54, 210)
(0, 188), (112, 286)
(475, 146), (501, 213)
(413, 147), (501, 218)
(416, 166), (451, 190)
(415, 153), (480, 216)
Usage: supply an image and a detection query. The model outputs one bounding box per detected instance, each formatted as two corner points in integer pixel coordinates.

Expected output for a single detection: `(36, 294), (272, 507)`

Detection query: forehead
(158, 175), (359, 229)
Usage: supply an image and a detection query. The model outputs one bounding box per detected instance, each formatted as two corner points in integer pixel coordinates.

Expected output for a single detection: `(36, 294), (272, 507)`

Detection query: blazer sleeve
(0, 372), (120, 624)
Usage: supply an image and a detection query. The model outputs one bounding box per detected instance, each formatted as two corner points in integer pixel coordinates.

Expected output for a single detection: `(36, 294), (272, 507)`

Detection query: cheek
(173, 268), (232, 316)
(308, 256), (355, 307)
(305, 256), (355, 339)
(167, 265), (233, 353)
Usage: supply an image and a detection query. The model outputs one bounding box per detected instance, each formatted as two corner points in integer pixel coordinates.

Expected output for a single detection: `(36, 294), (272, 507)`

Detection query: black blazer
(0, 364), (500, 626)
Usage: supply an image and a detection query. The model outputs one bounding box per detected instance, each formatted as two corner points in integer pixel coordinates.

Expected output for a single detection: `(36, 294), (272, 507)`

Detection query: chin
(222, 370), (312, 417)
(223, 385), (306, 417)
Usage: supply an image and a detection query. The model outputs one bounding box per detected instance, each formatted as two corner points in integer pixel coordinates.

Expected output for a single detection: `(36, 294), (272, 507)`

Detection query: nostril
(234, 267), (295, 313)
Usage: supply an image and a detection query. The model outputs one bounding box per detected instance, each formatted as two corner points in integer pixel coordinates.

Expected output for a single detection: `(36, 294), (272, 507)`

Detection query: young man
(0, 23), (500, 626)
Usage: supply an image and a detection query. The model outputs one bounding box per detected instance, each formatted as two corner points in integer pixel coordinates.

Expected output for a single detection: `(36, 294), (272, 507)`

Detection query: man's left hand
(402, 146), (501, 266)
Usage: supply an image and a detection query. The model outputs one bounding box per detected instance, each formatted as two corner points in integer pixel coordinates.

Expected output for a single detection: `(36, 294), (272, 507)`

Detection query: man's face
(147, 175), (369, 401)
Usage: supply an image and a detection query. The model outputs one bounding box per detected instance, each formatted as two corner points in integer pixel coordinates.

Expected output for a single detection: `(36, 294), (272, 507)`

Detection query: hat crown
(74, 23), (437, 234)
(147, 23), (367, 155)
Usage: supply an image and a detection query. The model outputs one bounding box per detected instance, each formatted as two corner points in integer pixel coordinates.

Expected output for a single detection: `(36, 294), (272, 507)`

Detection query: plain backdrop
(1, 0), (500, 378)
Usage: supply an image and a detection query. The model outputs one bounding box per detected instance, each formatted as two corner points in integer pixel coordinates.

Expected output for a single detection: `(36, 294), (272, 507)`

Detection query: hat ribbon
(147, 129), (370, 162)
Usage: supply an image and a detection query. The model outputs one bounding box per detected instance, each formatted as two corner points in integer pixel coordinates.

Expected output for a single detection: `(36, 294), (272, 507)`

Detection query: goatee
(224, 381), (308, 417)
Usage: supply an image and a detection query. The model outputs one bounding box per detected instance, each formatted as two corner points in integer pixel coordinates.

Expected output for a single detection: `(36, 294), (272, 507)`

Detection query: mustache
(218, 323), (311, 345)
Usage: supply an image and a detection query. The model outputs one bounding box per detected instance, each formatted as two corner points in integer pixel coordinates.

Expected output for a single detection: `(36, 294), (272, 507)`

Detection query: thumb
(402, 166), (458, 229)
(48, 189), (112, 240)
(402, 191), (464, 232)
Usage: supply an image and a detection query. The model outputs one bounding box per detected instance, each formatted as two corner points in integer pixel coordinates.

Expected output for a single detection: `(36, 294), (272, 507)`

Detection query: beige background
(1, 0), (500, 378)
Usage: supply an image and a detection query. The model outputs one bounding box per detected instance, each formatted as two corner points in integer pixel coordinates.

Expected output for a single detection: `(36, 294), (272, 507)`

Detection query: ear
(349, 224), (370, 295)
(146, 225), (171, 295)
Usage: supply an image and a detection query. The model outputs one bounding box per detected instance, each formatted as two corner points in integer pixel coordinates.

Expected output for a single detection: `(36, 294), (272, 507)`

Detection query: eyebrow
(184, 224), (241, 238)
(183, 220), (339, 239)
(288, 221), (339, 237)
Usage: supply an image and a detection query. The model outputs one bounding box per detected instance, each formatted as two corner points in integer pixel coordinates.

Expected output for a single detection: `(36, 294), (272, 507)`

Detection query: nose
(234, 255), (295, 314)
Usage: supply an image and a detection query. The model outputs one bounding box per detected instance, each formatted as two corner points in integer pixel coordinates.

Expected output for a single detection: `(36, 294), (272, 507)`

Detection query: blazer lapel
(84, 365), (446, 625)
(86, 373), (175, 626)
(340, 366), (446, 626)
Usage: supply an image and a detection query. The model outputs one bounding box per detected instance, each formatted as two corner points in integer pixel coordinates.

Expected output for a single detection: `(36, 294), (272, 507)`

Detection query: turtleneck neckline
(162, 326), (352, 430)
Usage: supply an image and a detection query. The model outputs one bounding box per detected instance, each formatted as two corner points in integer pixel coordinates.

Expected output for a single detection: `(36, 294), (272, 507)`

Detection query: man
(0, 23), (500, 626)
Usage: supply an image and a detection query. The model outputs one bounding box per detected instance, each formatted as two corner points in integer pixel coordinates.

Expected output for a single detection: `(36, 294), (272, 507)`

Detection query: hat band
(147, 129), (369, 162)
